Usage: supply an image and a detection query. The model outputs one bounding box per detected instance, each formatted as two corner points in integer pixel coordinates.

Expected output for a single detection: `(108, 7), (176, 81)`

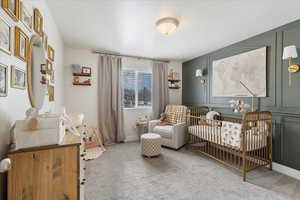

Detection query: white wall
(0, 0), (64, 198)
(63, 47), (98, 127)
(63, 48), (182, 142)
(168, 61), (182, 105)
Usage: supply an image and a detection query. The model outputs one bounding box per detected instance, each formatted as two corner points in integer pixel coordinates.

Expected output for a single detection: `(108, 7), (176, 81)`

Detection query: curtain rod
(92, 51), (169, 63)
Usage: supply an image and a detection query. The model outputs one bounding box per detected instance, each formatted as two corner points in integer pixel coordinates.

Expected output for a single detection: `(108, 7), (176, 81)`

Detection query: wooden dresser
(7, 132), (86, 200)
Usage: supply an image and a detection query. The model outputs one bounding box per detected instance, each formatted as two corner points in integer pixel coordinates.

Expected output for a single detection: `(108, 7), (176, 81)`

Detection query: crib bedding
(188, 124), (267, 151)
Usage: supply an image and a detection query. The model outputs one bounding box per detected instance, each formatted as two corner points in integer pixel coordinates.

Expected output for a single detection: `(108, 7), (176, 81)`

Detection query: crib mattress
(188, 125), (267, 151)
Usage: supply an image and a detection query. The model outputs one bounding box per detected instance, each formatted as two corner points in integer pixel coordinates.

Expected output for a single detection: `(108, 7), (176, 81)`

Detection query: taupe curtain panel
(152, 62), (169, 119)
(98, 55), (125, 144)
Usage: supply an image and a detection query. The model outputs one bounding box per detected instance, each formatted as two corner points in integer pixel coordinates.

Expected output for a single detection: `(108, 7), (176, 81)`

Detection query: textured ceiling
(46, 0), (300, 61)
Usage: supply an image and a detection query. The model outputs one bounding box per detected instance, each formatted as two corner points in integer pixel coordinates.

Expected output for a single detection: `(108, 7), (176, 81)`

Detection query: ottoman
(141, 133), (162, 157)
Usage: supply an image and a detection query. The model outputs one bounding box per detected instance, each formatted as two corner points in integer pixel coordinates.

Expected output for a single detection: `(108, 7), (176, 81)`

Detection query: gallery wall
(0, 0), (64, 199)
(182, 19), (300, 172)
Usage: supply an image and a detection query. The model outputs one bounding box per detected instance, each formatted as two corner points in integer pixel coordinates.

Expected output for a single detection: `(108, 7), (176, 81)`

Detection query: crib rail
(186, 108), (272, 181)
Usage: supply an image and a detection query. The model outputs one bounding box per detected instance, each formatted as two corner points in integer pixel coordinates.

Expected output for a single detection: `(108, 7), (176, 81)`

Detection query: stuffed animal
(25, 108), (39, 131)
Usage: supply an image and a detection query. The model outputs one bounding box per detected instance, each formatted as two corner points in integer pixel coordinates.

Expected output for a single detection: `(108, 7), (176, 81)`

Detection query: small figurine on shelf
(73, 76), (80, 84)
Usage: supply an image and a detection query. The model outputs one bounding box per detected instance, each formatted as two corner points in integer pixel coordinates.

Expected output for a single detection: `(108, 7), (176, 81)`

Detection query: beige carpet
(85, 142), (300, 200)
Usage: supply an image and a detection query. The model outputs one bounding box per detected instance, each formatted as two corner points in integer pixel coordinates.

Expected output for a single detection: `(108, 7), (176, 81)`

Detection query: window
(122, 69), (152, 108)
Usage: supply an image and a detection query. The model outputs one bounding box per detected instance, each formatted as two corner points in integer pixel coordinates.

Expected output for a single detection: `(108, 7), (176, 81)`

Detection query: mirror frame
(27, 34), (44, 108)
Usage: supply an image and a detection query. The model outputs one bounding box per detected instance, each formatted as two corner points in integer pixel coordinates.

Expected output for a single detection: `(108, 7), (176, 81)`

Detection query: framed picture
(49, 71), (54, 85)
(0, 16), (12, 55)
(48, 45), (54, 61)
(20, 1), (32, 31)
(48, 85), (54, 101)
(82, 67), (91, 74)
(42, 32), (48, 52)
(40, 64), (46, 74)
(11, 66), (26, 89)
(0, 64), (8, 96)
(1, 0), (20, 21)
(46, 59), (53, 72)
(33, 8), (43, 36)
(14, 26), (28, 61)
(40, 75), (47, 85)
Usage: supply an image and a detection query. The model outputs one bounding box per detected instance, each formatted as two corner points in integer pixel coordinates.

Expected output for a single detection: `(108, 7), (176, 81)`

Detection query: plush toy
(25, 108), (39, 131)
(159, 112), (167, 121)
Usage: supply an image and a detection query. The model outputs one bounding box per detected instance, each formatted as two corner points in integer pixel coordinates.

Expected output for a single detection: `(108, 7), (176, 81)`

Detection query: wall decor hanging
(46, 59), (53, 73)
(48, 45), (54, 61)
(82, 67), (91, 74)
(20, 1), (32, 31)
(0, 64), (8, 96)
(49, 71), (54, 85)
(1, 0), (20, 21)
(40, 63), (46, 74)
(11, 65), (26, 89)
(14, 26), (28, 61)
(48, 85), (54, 101)
(42, 32), (48, 52)
(212, 47), (267, 97)
(33, 8), (43, 35)
(0, 16), (12, 55)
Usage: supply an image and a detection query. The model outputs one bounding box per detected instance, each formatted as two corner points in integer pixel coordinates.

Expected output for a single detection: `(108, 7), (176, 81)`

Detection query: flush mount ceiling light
(156, 17), (179, 35)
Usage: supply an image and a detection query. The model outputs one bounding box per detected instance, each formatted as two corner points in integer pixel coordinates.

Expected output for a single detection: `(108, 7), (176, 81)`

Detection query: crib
(187, 106), (272, 181)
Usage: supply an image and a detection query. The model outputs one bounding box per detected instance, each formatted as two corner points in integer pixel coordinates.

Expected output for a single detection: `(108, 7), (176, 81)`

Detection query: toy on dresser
(12, 108), (82, 150)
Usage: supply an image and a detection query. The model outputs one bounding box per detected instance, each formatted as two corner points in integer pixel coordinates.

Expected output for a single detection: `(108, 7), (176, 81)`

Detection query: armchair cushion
(165, 105), (187, 125)
(153, 126), (173, 139)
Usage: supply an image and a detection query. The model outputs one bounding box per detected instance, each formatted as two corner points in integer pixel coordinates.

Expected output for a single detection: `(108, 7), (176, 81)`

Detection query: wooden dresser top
(8, 131), (81, 154)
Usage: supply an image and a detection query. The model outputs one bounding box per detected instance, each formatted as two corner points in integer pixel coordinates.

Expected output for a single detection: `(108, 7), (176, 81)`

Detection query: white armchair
(148, 105), (188, 150)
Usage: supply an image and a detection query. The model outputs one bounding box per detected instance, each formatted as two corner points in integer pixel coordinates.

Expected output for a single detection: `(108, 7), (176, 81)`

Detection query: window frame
(122, 69), (152, 109)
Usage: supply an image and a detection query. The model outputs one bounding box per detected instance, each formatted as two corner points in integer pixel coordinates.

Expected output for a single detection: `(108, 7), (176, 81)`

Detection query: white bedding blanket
(188, 122), (267, 151)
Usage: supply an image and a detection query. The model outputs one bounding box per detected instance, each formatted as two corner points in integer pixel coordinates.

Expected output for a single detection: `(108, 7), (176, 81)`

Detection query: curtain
(98, 55), (125, 144)
(152, 62), (169, 119)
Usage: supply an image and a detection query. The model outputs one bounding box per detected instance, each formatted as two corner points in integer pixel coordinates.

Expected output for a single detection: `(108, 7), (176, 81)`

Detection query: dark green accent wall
(182, 19), (300, 170)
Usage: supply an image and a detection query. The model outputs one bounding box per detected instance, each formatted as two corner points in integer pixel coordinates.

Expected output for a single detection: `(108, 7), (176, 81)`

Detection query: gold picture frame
(48, 45), (54, 61)
(0, 16), (12, 55)
(46, 59), (53, 73)
(33, 8), (43, 36)
(48, 85), (54, 101)
(20, 1), (32, 32)
(42, 32), (48, 52)
(11, 65), (26, 90)
(0, 64), (8, 97)
(1, 0), (20, 22)
(14, 26), (29, 61)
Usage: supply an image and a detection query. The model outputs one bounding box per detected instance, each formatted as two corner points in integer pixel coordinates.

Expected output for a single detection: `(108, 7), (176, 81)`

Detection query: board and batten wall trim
(182, 19), (300, 172)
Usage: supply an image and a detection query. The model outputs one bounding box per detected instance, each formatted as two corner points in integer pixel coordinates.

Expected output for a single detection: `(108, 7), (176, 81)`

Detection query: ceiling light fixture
(156, 17), (179, 35)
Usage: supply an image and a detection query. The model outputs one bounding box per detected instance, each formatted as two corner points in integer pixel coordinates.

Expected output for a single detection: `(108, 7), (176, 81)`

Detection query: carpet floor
(85, 142), (300, 200)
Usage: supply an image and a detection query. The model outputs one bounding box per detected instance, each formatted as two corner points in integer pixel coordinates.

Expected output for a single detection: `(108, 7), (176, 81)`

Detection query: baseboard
(125, 135), (139, 142)
(272, 162), (300, 180)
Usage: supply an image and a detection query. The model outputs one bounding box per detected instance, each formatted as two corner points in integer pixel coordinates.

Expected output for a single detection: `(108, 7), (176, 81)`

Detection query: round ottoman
(141, 133), (162, 157)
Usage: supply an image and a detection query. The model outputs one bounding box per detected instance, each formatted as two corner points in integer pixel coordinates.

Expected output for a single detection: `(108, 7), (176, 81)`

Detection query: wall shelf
(73, 73), (91, 77)
(73, 82), (91, 86)
(168, 79), (181, 83)
(169, 86), (180, 89)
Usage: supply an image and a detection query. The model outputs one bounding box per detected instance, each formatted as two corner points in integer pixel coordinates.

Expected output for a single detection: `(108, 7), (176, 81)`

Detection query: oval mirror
(27, 35), (47, 109)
